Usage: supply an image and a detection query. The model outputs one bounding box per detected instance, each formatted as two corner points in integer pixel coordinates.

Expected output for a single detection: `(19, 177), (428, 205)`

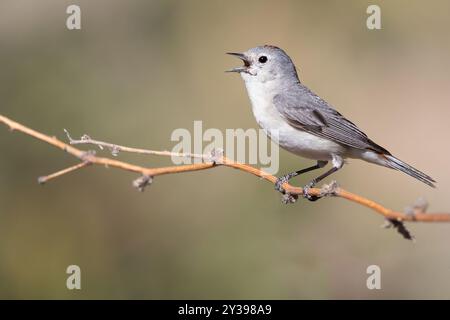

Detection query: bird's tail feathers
(384, 154), (436, 188)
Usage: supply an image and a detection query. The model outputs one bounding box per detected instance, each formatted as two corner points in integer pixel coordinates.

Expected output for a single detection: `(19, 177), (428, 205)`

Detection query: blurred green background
(1, 0), (450, 299)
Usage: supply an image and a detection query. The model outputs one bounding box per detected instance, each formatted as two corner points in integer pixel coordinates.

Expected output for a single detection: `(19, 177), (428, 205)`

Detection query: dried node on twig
(132, 175), (153, 192)
(381, 219), (415, 241)
(383, 197), (429, 240)
(80, 150), (96, 163)
(404, 197), (429, 219)
(319, 180), (339, 197)
(208, 148), (224, 164)
(281, 193), (298, 204)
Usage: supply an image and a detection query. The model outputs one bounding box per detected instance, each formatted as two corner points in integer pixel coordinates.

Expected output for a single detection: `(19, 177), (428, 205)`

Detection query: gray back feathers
(273, 84), (390, 154)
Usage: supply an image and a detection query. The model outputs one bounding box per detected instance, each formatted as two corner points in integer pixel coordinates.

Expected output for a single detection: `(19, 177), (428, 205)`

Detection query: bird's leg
(275, 161), (328, 195)
(303, 163), (342, 202)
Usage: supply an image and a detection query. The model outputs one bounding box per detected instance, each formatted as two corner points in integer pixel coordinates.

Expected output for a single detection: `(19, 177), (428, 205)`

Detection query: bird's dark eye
(258, 56), (268, 63)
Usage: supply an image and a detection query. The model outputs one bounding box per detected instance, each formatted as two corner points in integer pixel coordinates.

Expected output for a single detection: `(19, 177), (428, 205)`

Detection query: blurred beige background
(1, 0), (450, 299)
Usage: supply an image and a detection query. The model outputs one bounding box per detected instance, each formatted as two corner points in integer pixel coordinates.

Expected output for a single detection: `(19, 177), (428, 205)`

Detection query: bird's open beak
(226, 52), (250, 73)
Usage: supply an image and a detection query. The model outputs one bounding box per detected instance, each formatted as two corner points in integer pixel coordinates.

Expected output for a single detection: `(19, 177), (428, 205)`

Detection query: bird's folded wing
(273, 89), (390, 154)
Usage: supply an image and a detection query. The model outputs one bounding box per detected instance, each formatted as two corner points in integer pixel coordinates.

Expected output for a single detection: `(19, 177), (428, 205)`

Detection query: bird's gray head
(227, 45), (299, 84)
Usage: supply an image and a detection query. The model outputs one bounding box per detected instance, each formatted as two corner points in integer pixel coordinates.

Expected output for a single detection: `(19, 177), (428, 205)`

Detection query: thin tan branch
(38, 161), (91, 184)
(63, 129), (208, 160)
(1, 114), (450, 225)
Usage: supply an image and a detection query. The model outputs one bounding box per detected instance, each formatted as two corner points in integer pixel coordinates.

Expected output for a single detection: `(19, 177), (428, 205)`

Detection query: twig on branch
(63, 129), (208, 160)
(38, 161), (91, 184)
(1, 114), (450, 236)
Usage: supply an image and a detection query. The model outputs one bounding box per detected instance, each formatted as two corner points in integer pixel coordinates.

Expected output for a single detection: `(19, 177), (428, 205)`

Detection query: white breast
(242, 76), (345, 161)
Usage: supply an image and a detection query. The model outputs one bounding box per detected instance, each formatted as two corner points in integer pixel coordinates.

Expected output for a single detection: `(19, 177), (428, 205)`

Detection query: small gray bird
(227, 45), (435, 200)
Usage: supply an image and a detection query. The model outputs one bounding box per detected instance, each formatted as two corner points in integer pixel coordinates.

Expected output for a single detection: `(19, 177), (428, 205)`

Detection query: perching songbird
(227, 45), (435, 200)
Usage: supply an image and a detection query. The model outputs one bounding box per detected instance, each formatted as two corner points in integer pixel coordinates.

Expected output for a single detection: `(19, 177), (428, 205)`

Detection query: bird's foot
(302, 183), (321, 202)
(274, 175), (290, 193)
(275, 174), (299, 204)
